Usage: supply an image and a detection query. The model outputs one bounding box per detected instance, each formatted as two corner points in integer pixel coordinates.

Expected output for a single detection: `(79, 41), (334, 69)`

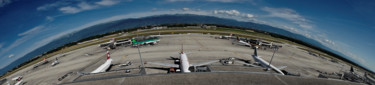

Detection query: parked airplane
(147, 45), (218, 73)
(14, 80), (23, 85)
(11, 76), (23, 85)
(11, 76), (22, 81)
(252, 46), (286, 75)
(51, 58), (59, 66)
(33, 58), (49, 69)
(232, 37), (251, 47)
(216, 33), (233, 39)
(91, 51), (113, 73)
(131, 36), (160, 46)
(98, 38), (115, 47)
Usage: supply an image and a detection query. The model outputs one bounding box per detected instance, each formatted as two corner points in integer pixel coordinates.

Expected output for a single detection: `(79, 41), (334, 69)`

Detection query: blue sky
(0, 0), (374, 72)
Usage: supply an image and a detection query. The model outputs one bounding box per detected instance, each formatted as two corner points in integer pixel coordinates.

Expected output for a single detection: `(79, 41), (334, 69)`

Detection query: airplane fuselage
(252, 54), (285, 75)
(239, 40), (251, 46)
(252, 46), (285, 75)
(91, 51), (112, 73)
(179, 52), (191, 73)
(147, 45), (217, 73)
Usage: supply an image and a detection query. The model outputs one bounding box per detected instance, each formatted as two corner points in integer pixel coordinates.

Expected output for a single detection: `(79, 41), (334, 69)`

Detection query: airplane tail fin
(181, 44), (184, 54)
(254, 46), (258, 56)
(106, 51), (110, 60)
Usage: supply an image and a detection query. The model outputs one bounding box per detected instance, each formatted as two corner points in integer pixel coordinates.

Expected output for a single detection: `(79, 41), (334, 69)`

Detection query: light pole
(268, 46), (278, 70)
(136, 29), (146, 74)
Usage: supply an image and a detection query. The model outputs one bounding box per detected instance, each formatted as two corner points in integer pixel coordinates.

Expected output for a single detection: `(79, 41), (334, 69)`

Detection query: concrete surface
(3, 33), (361, 85)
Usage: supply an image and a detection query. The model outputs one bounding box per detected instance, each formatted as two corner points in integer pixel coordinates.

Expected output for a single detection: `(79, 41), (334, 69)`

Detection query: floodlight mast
(268, 46), (278, 70)
(136, 29), (146, 74)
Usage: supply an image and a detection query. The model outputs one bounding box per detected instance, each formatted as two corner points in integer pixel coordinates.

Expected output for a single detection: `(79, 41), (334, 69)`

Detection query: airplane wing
(91, 59), (113, 73)
(277, 66), (287, 70)
(147, 62), (179, 68)
(235, 60), (260, 67)
(167, 56), (179, 60)
(12, 76), (20, 81)
(191, 60), (218, 66)
(14, 80), (23, 85)
(12, 77), (18, 81)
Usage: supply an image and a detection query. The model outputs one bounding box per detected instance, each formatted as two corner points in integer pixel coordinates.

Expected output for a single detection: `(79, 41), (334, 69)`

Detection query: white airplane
(11, 76), (22, 81)
(238, 40), (251, 46)
(51, 58), (59, 66)
(222, 33), (233, 39)
(252, 46), (286, 75)
(91, 51), (113, 73)
(11, 76), (23, 85)
(216, 33), (233, 39)
(147, 45), (218, 73)
(98, 38), (115, 47)
(14, 80), (23, 85)
(232, 37), (251, 47)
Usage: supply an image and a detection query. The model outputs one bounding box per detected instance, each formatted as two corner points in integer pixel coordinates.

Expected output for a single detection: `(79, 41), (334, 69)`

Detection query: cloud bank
(0, 0), (12, 7)
(37, 0), (124, 14)
(262, 7), (313, 29)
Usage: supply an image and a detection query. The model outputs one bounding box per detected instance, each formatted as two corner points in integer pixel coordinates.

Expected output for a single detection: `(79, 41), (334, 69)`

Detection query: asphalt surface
(64, 72), (362, 85)
(3, 33), (362, 85)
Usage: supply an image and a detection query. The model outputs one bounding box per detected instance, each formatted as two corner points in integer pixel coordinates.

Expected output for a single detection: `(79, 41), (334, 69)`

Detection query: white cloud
(280, 25), (336, 49)
(0, 35), (31, 57)
(18, 26), (45, 36)
(259, 7), (347, 61)
(38, 0), (122, 14)
(78, 2), (97, 10)
(332, 41), (369, 68)
(0, 0), (12, 7)
(214, 10), (240, 15)
(46, 16), (54, 21)
(59, 6), (81, 14)
(262, 7), (313, 29)
(281, 23), (369, 69)
(213, 9), (255, 19)
(0, 43), (3, 53)
(246, 14), (254, 18)
(95, 0), (120, 6)
(165, 0), (194, 2)
(36, 0), (77, 11)
(182, 8), (190, 11)
(165, 0), (248, 3)
(57, 1), (121, 14)
(0, 25), (45, 60)
(280, 23), (370, 71)
(57, 2), (98, 14)
(299, 24), (312, 29)
(286, 25), (369, 69)
(205, 0), (246, 2)
(8, 54), (13, 58)
(37, 3), (56, 11)
(0, 43), (3, 49)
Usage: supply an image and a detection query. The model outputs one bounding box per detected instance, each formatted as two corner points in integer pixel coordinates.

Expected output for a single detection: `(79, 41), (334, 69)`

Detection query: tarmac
(2, 33), (363, 85)
(65, 72), (361, 85)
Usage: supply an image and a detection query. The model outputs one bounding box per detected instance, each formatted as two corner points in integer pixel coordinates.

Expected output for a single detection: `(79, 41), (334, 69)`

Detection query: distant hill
(1, 14), (373, 76)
